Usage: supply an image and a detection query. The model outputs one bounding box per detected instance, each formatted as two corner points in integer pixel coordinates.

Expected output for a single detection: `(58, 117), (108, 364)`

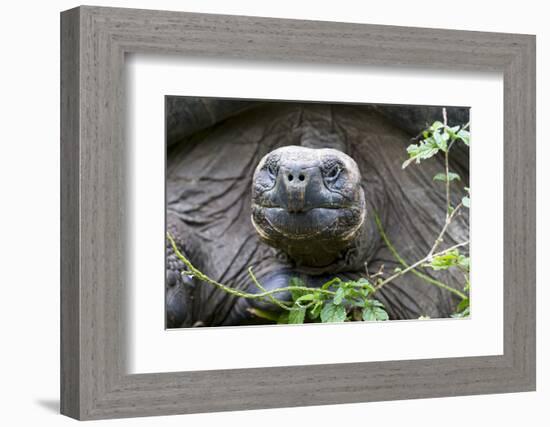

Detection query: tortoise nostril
(299, 174), (305, 181)
(288, 174), (294, 181)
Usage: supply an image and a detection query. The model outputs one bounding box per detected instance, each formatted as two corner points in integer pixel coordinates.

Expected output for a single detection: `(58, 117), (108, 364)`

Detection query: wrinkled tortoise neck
(278, 225), (364, 268)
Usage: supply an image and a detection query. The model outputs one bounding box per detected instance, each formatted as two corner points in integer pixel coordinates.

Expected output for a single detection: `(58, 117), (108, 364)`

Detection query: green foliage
(398, 109), (471, 319)
(434, 172), (460, 182)
(402, 139), (441, 168)
(320, 303), (347, 323)
(362, 299), (390, 321)
(426, 249), (470, 271)
(402, 121), (469, 170)
(424, 240), (470, 320)
(456, 129), (470, 146)
(452, 278), (471, 318)
(288, 307), (307, 324)
(277, 277), (388, 324)
(451, 297), (470, 318)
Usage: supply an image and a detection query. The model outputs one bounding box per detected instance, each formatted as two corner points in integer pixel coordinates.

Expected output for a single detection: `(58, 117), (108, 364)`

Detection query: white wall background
(0, 0), (546, 425)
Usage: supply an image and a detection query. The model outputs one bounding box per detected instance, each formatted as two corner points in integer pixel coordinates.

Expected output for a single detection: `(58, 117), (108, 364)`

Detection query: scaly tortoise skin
(251, 146), (366, 268)
(166, 100), (469, 328)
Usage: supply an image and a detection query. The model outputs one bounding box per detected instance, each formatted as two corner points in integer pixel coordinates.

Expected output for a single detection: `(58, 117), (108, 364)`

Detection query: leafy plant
(426, 249), (470, 271)
(399, 108), (471, 317)
(281, 276), (386, 324)
(404, 115), (469, 216)
(167, 239), (390, 325)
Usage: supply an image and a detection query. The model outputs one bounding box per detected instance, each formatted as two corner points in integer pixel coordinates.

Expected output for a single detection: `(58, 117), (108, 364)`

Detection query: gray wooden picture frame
(60, 5), (536, 420)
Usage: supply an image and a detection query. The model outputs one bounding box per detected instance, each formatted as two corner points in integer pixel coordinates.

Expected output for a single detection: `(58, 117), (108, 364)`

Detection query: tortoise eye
(267, 163), (278, 178)
(325, 164), (341, 181)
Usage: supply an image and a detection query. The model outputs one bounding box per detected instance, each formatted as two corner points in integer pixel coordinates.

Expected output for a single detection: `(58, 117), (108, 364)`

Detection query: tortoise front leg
(220, 271), (361, 326)
(220, 270), (295, 326)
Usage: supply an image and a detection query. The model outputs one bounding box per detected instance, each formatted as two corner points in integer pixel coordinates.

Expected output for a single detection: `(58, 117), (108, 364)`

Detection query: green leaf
(333, 287), (346, 305)
(430, 121), (444, 131)
(376, 307), (389, 320)
(428, 249), (469, 271)
(369, 299), (386, 308)
(428, 251), (458, 270)
(456, 298), (470, 313)
(445, 125), (460, 140)
(288, 307), (306, 324)
(362, 308), (376, 321)
(320, 302), (347, 323)
(362, 299), (389, 321)
(432, 130), (448, 151)
(433, 172), (461, 182)
(362, 306), (389, 321)
(402, 139), (441, 169)
(457, 129), (470, 146)
(354, 278), (375, 294)
(462, 196), (470, 208)
(355, 278), (371, 286)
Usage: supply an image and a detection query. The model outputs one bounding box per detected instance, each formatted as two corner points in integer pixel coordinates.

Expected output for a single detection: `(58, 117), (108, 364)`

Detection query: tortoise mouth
(255, 206), (359, 240)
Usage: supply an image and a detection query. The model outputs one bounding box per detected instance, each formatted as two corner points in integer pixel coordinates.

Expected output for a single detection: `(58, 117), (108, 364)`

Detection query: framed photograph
(60, 6), (536, 420)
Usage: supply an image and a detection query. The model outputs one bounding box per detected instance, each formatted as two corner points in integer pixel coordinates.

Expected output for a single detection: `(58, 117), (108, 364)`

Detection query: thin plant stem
(444, 150), (451, 218)
(168, 233), (336, 301)
(373, 241), (469, 299)
(428, 202), (463, 257)
(373, 212), (463, 295)
(247, 266), (293, 311)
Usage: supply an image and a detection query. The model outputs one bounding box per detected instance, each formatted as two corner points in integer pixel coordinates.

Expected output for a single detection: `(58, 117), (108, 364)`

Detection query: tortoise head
(251, 146), (366, 267)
